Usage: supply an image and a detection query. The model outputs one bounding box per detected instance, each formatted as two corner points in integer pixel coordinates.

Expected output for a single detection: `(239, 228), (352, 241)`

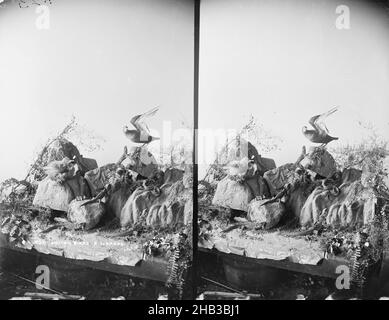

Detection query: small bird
(44, 157), (76, 184)
(123, 107), (160, 144)
(302, 107), (339, 146)
(223, 157), (251, 177)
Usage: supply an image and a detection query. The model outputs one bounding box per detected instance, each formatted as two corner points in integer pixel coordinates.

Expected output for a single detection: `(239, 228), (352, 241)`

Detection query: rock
(41, 138), (82, 165)
(212, 177), (252, 211)
(184, 196), (193, 226)
(0, 178), (29, 203)
(163, 168), (185, 185)
(285, 185), (312, 219)
(120, 169), (191, 228)
(264, 163), (300, 196)
(245, 175), (271, 199)
(299, 147), (337, 178)
(27, 138), (81, 184)
(33, 176), (83, 212)
(299, 180), (375, 228)
(121, 146), (159, 178)
(247, 199), (285, 229)
(78, 157), (98, 172)
(384, 157), (389, 189)
(106, 186), (134, 219)
(68, 199), (105, 230)
(342, 168), (362, 184)
(261, 157), (277, 173)
(84, 164), (120, 195)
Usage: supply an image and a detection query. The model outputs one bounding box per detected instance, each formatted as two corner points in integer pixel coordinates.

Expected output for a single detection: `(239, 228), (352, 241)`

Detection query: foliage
(243, 115), (282, 155)
(166, 231), (192, 299)
(331, 124), (388, 184)
(329, 124), (389, 210)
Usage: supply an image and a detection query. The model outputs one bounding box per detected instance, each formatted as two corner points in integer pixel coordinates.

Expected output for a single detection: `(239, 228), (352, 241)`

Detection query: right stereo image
(197, 0), (389, 300)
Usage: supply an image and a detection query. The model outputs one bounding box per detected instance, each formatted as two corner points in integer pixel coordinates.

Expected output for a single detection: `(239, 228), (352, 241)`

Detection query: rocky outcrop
(27, 138), (97, 184)
(0, 178), (30, 203)
(299, 180), (375, 228)
(33, 176), (84, 212)
(284, 184), (313, 220)
(119, 168), (192, 229)
(68, 199), (105, 230)
(84, 164), (120, 196)
(212, 178), (252, 211)
(121, 147), (159, 178)
(247, 199), (285, 229)
(264, 163), (300, 196)
(342, 168), (362, 184)
(299, 146), (337, 178)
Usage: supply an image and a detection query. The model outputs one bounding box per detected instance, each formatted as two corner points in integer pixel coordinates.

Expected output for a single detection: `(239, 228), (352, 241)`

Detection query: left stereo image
(0, 0), (194, 300)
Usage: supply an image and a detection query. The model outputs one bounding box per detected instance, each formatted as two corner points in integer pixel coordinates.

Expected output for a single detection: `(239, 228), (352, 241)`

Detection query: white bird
(123, 107), (160, 144)
(302, 107), (339, 146)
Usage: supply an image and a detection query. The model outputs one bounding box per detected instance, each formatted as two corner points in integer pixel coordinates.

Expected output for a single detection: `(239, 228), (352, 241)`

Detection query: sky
(0, 0), (194, 182)
(199, 0), (389, 176)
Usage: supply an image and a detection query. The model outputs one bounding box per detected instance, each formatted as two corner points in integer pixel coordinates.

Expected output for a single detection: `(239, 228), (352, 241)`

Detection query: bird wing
(314, 107), (338, 133)
(130, 107), (159, 134)
(308, 115), (321, 132)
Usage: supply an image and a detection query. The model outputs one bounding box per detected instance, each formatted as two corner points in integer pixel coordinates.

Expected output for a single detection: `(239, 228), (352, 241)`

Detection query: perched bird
(44, 157), (76, 184)
(302, 107), (339, 146)
(123, 107), (160, 144)
(223, 157), (252, 178)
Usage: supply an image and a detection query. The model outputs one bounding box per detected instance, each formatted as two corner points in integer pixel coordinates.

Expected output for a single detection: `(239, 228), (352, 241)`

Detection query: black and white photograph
(1, 0), (389, 308)
(197, 0), (389, 301)
(0, 0), (194, 300)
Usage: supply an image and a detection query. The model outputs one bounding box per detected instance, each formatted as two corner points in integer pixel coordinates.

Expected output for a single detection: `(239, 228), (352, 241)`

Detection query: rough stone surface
(299, 181), (375, 228)
(299, 147), (337, 178)
(0, 179), (28, 203)
(245, 175), (271, 199)
(106, 186), (134, 219)
(27, 138), (79, 184)
(120, 168), (191, 228)
(261, 157), (277, 172)
(247, 199), (285, 229)
(25, 138), (97, 189)
(78, 157), (98, 172)
(84, 164), (120, 195)
(121, 147), (159, 178)
(341, 168), (362, 184)
(284, 185), (312, 219)
(68, 199), (105, 230)
(264, 163), (300, 196)
(212, 177), (252, 211)
(163, 168), (184, 185)
(33, 176), (83, 212)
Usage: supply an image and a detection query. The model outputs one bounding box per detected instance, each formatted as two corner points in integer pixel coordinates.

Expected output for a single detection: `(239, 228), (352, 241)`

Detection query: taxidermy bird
(302, 107), (339, 146)
(44, 157), (76, 184)
(224, 157), (251, 177)
(123, 107), (160, 144)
